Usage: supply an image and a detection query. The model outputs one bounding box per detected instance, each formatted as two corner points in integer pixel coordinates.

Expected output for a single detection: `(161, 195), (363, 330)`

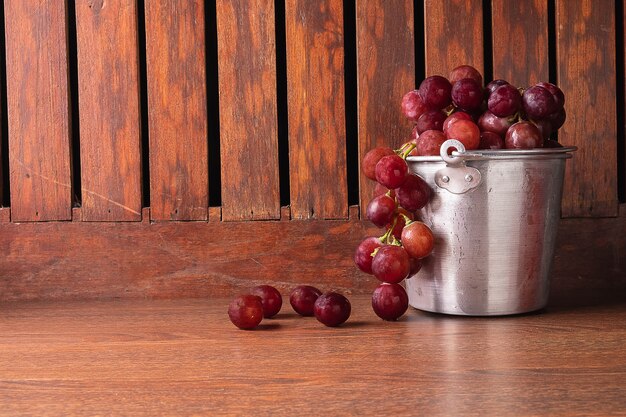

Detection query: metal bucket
(405, 140), (576, 316)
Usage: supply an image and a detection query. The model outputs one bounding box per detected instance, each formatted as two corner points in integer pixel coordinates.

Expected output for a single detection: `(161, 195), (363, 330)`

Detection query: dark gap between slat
(0, 0), (10, 206)
(136, 0), (150, 208)
(275, 0), (290, 207)
(205, 0), (222, 207)
(481, 0), (493, 83)
(414, 0), (425, 84)
(546, 0), (558, 143)
(343, 0), (358, 207)
(616, 0), (625, 202)
(67, 0), (82, 207)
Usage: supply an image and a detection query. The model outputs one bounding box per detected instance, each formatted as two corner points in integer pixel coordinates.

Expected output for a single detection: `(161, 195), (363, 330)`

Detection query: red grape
(416, 130), (447, 156)
(485, 79), (509, 95)
(366, 194), (396, 227)
(250, 285), (283, 318)
(409, 258), (423, 276)
(446, 119), (480, 150)
(532, 118), (553, 141)
(488, 84), (522, 117)
(371, 245), (411, 284)
(451, 78), (484, 111)
(290, 285), (322, 316)
(228, 295), (264, 330)
(535, 82), (565, 109)
(401, 221), (434, 259)
(505, 121), (543, 149)
(449, 65), (483, 86)
(371, 283), (409, 321)
(547, 108), (566, 130)
(443, 111), (472, 134)
(354, 236), (383, 274)
(396, 174), (431, 211)
(415, 110), (447, 134)
(522, 85), (558, 119)
(401, 89), (428, 122)
(418, 75), (452, 110)
(478, 110), (513, 136)
(386, 214), (406, 240)
(314, 292), (351, 327)
(479, 131), (505, 149)
(373, 182), (393, 198)
(362, 147), (395, 181)
(375, 155), (408, 189)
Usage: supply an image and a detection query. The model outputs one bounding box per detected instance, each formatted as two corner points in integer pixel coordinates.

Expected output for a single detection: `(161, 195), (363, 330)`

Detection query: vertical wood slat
(557, 0), (618, 217)
(216, 0), (280, 221)
(75, 0), (142, 221)
(145, 1), (208, 221)
(491, 0), (549, 86)
(424, 0), (484, 77)
(4, 0), (72, 221)
(356, 0), (415, 211)
(286, 0), (348, 220)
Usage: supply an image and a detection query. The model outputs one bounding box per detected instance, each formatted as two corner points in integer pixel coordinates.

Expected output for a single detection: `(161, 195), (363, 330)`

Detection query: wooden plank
(286, 0), (348, 220)
(216, 0), (280, 221)
(145, 1), (208, 221)
(4, 0), (72, 221)
(424, 0), (484, 77)
(0, 207), (10, 223)
(356, 0), (415, 212)
(75, 0), (142, 221)
(0, 206), (625, 301)
(491, 0), (549, 86)
(557, 0), (617, 217)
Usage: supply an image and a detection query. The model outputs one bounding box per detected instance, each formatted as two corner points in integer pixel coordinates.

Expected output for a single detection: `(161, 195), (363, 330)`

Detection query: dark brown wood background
(0, 0), (624, 301)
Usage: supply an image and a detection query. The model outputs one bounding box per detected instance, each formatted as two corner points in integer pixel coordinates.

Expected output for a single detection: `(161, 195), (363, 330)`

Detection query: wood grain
(4, 0), (72, 221)
(491, 0), (549, 86)
(424, 0), (484, 77)
(286, 0), (348, 220)
(75, 0), (142, 221)
(356, 0), (415, 211)
(2, 297), (626, 416)
(216, 0), (280, 221)
(557, 0), (618, 217)
(0, 206), (625, 301)
(145, 1), (208, 221)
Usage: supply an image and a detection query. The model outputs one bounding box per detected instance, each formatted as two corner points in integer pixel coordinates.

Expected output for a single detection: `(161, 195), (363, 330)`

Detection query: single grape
(522, 85), (558, 119)
(415, 110), (447, 134)
(547, 107), (566, 130)
(505, 121), (543, 149)
(354, 236), (383, 274)
(532, 118), (552, 141)
(373, 182), (393, 198)
(411, 125), (420, 141)
(416, 130), (447, 156)
(488, 84), (522, 117)
(409, 258), (423, 276)
(314, 292), (351, 327)
(290, 285), (322, 316)
(371, 245), (411, 284)
(250, 285), (282, 318)
(478, 110), (513, 136)
(228, 294), (264, 330)
(535, 82), (565, 109)
(401, 221), (434, 259)
(446, 119), (480, 150)
(485, 79), (509, 96)
(396, 174), (431, 211)
(451, 78), (484, 111)
(366, 194), (396, 227)
(418, 75), (452, 110)
(387, 214), (406, 240)
(479, 131), (504, 149)
(375, 155), (409, 189)
(449, 65), (483, 86)
(372, 283), (409, 321)
(362, 147), (395, 181)
(443, 111), (472, 134)
(401, 89), (428, 122)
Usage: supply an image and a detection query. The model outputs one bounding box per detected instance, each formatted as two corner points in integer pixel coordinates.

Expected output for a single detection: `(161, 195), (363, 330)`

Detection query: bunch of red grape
(401, 65), (566, 153)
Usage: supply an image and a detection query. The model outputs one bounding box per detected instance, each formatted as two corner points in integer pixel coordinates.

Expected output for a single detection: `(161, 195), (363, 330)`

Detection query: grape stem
(399, 143), (417, 159)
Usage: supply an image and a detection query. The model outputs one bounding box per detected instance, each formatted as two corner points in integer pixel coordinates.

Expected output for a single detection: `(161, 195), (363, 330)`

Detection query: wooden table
(2, 294), (626, 416)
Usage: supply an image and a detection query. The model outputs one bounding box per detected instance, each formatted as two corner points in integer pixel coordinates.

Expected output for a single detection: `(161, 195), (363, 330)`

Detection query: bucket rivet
(442, 175), (450, 183)
(465, 174), (473, 182)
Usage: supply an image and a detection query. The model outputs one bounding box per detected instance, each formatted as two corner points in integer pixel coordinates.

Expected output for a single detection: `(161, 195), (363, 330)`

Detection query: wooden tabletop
(2, 295), (626, 416)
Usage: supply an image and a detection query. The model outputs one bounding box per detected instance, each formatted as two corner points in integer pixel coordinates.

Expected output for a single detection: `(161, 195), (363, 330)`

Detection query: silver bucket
(405, 140), (576, 316)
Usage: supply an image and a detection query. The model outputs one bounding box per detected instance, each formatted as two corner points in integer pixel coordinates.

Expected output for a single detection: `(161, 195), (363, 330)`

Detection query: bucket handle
(435, 140), (482, 194)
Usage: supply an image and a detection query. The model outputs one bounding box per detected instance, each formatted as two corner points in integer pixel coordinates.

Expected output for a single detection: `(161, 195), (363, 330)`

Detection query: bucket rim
(406, 146), (577, 163)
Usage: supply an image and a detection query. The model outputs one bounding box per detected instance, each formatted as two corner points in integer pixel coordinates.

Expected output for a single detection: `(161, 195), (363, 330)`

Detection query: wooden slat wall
(75, 0), (142, 221)
(145, 0), (208, 221)
(4, 0), (72, 222)
(285, 0), (348, 220)
(557, 0), (618, 217)
(356, 0), (415, 211)
(216, 0), (281, 221)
